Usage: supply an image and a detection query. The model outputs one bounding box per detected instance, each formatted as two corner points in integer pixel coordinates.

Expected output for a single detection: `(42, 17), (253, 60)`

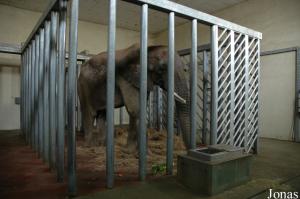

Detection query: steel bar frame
(139, 3), (148, 181)
(106, 0), (117, 189)
(57, 0), (67, 182)
(190, 19), (197, 149)
(123, 0), (262, 39)
(166, 11), (175, 175)
(44, 21), (51, 164)
(49, 11), (58, 169)
(17, 0), (263, 194)
(67, 0), (79, 195)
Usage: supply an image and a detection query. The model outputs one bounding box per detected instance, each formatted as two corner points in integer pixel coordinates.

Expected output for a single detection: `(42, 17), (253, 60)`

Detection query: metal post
(202, 50), (208, 144)
(119, 107), (123, 126)
(244, 35), (249, 149)
(296, 47), (300, 142)
(210, 25), (218, 145)
(139, 3), (148, 181)
(167, 12), (175, 175)
(35, 35), (40, 153)
(31, 40), (36, 148)
(28, 44), (32, 146)
(254, 39), (261, 153)
(24, 49), (28, 143)
(106, 0), (116, 189)
(190, 19), (197, 149)
(68, 0), (79, 195)
(26, 48), (29, 143)
(157, 87), (163, 131)
(24, 51), (27, 136)
(229, 30), (235, 146)
(50, 12), (58, 169)
(57, 0), (67, 182)
(39, 29), (45, 158)
(44, 21), (51, 163)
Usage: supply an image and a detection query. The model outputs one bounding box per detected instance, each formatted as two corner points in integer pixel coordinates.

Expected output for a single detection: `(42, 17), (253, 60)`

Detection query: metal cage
(18, 0), (262, 195)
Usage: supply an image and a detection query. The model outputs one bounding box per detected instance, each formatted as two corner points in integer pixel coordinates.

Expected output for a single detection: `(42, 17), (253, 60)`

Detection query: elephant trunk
(174, 55), (191, 150)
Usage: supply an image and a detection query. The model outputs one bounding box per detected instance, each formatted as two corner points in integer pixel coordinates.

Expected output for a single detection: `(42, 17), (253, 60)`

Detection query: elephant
(78, 43), (191, 151)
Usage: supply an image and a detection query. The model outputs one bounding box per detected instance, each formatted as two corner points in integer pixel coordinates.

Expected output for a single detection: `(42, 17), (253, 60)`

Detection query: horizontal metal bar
(0, 42), (21, 54)
(260, 47), (299, 56)
(65, 52), (91, 61)
(122, 0), (262, 39)
(21, 0), (59, 53)
(0, 41), (90, 61)
(178, 44), (210, 56)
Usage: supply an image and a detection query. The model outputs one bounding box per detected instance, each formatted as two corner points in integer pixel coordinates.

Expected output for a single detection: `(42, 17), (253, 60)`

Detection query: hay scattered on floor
(76, 127), (186, 175)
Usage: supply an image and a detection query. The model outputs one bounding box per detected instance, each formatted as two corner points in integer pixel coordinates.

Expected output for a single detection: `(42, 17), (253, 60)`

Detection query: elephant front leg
(117, 76), (140, 153)
(127, 115), (139, 152)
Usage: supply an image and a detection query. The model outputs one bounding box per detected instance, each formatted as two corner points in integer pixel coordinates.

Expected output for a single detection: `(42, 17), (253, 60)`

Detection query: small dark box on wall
(177, 145), (252, 195)
(15, 97), (20, 105)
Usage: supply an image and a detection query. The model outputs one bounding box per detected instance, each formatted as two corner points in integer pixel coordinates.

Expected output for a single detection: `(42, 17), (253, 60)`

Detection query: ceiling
(0, 0), (246, 34)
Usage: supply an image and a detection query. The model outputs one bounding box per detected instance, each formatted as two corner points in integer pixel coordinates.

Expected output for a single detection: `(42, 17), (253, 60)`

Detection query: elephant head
(146, 46), (191, 149)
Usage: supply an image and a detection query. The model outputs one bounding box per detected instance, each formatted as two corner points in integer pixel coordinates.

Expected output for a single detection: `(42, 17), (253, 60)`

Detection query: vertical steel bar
(25, 50), (28, 141)
(39, 29), (45, 158)
(35, 35), (40, 153)
(28, 44), (32, 146)
(50, 12), (58, 169)
(27, 48), (30, 144)
(20, 54), (24, 134)
(202, 50), (208, 144)
(166, 12), (175, 175)
(254, 39), (261, 153)
(21, 52), (24, 136)
(44, 21), (51, 163)
(106, 0), (116, 189)
(210, 25), (218, 145)
(139, 3), (148, 181)
(24, 50), (28, 143)
(57, 0), (67, 182)
(229, 30), (235, 145)
(157, 87), (162, 131)
(119, 107), (123, 126)
(68, 0), (79, 195)
(31, 40), (36, 148)
(296, 47), (300, 142)
(244, 35), (249, 150)
(190, 19), (197, 149)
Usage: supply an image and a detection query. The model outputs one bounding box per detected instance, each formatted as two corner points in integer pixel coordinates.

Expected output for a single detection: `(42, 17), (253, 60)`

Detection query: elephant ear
(148, 47), (168, 74)
(119, 63), (141, 90)
(115, 43), (140, 67)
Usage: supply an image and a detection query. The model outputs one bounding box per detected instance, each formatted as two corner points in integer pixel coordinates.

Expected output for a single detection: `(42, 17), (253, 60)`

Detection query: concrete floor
(77, 137), (300, 199)
(0, 131), (299, 199)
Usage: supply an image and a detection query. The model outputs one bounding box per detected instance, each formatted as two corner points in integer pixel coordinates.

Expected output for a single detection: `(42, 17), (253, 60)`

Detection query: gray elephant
(78, 44), (191, 151)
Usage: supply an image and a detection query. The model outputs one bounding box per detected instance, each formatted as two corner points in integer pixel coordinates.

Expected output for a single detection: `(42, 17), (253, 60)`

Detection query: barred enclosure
(18, 0), (262, 195)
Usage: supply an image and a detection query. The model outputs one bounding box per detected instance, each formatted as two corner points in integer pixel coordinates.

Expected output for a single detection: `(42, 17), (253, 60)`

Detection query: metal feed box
(177, 145), (252, 195)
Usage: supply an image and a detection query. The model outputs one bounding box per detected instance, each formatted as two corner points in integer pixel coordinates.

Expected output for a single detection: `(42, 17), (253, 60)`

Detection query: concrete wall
(0, 4), (152, 130)
(154, 0), (300, 140)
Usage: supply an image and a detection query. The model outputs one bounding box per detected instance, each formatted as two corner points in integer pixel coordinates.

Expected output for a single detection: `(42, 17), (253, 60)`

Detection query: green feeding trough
(177, 144), (252, 195)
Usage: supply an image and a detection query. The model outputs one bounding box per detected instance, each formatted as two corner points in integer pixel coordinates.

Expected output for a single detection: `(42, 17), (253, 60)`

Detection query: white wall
(154, 0), (300, 140)
(0, 4), (152, 130)
(0, 66), (20, 130)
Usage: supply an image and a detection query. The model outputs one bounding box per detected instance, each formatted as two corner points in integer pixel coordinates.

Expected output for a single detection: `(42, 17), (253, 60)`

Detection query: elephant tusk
(174, 92), (186, 104)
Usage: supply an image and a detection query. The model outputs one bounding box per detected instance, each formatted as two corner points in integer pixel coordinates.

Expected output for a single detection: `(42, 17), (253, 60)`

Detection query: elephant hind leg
(82, 107), (105, 147)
